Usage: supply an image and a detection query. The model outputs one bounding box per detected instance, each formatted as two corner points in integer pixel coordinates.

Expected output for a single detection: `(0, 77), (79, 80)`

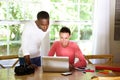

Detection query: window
(0, 0), (94, 55)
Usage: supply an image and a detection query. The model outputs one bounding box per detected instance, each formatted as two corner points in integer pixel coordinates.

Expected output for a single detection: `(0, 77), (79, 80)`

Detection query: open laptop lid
(42, 56), (70, 72)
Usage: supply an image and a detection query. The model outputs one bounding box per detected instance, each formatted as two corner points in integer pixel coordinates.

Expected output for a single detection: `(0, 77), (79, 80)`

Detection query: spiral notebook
(42, 56), (69, 72)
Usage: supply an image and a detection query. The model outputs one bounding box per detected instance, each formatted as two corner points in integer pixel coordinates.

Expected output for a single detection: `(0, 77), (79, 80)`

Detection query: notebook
(42, 56), (70, 72)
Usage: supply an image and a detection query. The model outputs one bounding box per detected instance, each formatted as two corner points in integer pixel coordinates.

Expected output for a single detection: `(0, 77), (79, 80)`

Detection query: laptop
(42, 56), (70, 72)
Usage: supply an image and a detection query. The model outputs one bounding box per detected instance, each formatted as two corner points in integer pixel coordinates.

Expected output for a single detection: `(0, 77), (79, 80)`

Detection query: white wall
(110, 0), (120, 63)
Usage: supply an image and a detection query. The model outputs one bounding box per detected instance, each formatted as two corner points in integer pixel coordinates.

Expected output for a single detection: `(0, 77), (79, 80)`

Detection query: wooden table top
(0, 64), (120, 80)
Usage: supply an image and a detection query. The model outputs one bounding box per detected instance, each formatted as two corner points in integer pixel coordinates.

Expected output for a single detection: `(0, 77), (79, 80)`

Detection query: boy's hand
(28, 64), (38, 70)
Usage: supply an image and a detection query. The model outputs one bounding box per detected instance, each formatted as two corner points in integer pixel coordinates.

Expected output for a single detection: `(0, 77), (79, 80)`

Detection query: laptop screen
(42, 56), (70, 72)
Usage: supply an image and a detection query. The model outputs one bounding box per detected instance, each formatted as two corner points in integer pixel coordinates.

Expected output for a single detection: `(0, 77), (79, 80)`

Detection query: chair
(84, 54), (113, 64)
(0, 55), (19, 68)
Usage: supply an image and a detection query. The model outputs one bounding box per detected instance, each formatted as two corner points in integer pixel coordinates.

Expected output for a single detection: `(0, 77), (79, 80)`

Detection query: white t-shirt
(20, 21), (50, 58)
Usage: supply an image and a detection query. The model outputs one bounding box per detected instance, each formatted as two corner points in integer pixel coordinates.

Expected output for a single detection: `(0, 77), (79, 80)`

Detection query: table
(0, 64), (120, 80)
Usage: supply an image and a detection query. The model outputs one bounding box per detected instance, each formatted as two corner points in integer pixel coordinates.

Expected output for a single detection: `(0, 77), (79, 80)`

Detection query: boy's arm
(74, 44), (87, 68)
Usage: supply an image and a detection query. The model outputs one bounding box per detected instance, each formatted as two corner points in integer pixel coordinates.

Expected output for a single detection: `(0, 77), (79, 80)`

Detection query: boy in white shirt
(19, 11), (50, 67)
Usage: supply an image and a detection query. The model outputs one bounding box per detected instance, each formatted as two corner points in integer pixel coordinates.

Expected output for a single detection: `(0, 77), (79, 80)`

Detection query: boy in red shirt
(48, 27), (87, 70)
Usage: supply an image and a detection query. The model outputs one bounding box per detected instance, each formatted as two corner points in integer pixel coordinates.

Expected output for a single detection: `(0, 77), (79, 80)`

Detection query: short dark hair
(60, 26), (71, 35)
(37, 11), (49, 20)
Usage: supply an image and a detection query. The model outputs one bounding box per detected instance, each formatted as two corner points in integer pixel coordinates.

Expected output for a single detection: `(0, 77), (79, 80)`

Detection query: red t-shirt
(48, 41), (87, 68)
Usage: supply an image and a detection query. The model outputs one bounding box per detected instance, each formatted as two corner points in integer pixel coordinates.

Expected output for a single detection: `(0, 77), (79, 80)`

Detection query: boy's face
(38, 19), (49, 32)
(59, 32), (70, 47)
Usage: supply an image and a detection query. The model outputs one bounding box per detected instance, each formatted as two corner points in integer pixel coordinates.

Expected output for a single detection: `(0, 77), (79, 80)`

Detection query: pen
(85, 69), (95, 72)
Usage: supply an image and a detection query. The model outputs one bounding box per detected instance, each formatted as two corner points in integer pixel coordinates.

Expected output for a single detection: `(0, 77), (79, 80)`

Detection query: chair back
(84, 54), (113, 64)
(0, 55), (19, 68)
